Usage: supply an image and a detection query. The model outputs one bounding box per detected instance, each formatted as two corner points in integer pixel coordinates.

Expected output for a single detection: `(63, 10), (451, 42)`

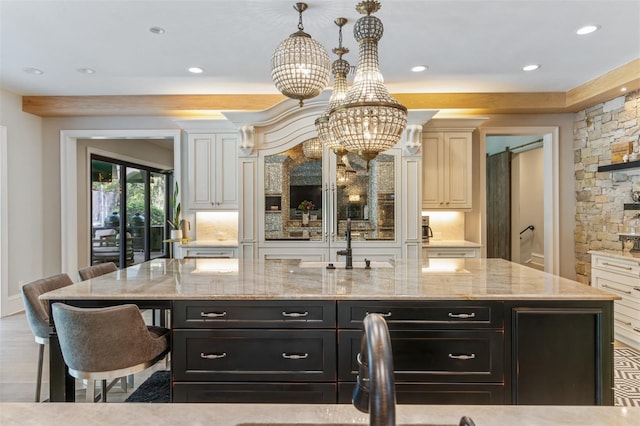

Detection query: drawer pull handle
(448, 353), (476, 360)
(365, 311), (392, 317)
(634, 287), (640, 292)
(200, 352), (227, 360)
(200, 311), (227, 318)
(602, 284), (632, 295)
(633, 327), (640, 334)
(615, 318), (633, 326)
(448, 312), (476, 319)
(437, 253), (467, 257)
(602, 262), (633, 271)
(282, 311), (309, 318)
(282, 352), (309, 360)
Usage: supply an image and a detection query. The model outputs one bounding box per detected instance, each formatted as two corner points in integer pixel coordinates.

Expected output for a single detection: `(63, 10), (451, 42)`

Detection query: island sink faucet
(337, 218), (353, 269)
(352, 313), (395, 426)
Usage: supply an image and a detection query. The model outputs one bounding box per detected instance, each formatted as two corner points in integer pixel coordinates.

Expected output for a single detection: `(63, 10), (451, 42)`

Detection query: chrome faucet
(352, 313), (396, 426)
(337, 218), (353, 269)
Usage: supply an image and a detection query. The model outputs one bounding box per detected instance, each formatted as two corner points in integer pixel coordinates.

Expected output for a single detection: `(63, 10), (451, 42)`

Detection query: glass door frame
(90, 154), (172, 267)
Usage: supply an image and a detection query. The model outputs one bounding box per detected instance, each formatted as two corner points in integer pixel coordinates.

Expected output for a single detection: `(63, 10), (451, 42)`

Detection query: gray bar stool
(78, 262), (118, 281)
(21, 273), (74, 402)
(52, 302), (170, 402)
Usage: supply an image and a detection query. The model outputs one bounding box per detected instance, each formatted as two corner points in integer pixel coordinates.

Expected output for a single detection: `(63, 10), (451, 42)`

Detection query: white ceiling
(1, 0), (638, 97)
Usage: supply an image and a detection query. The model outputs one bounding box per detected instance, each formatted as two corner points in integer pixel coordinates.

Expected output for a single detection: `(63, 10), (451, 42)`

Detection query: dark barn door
(486, 150), (511, 260)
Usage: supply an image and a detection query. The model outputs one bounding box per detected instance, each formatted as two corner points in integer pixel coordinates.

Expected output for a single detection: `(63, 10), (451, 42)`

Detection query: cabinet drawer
(592, 255), (640, 278)
(173, 382), (336, 403)
(337, 329), (503, 382)
(173, 300), (336, 328)
(173, 329), (336, 381)
(593, 270), (640, 303)
(338, 301), (503, 329)
(181, 247), (236, 258)
(338, 382), (505, 405)
(425, 248), (478, 258)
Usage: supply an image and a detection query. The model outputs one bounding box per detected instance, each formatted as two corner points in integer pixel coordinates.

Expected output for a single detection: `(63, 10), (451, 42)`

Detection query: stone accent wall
(574, 90), (640, 284)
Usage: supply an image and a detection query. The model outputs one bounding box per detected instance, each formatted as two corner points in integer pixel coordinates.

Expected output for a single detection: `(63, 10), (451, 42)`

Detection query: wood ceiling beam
(21, 60), (639, 117)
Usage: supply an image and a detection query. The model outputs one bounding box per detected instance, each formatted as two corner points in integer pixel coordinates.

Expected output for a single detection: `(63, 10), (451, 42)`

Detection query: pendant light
(328, 0), (407, 164)
(271, 3), (331, 107)
(315, 18), (351, 156)
(302, 137), (323, 159)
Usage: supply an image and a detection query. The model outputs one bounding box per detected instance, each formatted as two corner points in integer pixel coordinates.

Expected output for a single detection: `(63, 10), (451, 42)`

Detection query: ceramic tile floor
(0, 311), (165, 403)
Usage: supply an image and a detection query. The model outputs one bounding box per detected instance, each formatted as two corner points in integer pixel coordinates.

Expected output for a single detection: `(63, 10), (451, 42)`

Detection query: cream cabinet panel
(422, 131), (472, 209)
(188, 133), (238, 210)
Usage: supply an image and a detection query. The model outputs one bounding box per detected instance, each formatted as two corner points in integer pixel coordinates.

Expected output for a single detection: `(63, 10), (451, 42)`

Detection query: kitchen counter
(2, 403), (637, 426)
(589, 249), (640, 263)
(424, 240), (482, 248)
(179, 239), (238, 248)
(41, 258), (617, 301)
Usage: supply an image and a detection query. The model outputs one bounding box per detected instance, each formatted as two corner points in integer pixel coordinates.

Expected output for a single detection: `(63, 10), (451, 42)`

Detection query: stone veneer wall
(574, 90), (640, 284)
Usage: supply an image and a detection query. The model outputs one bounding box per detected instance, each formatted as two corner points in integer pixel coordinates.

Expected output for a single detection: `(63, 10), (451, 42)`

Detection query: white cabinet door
(188, 133), (238, 210)
(422, 131), (472, 209)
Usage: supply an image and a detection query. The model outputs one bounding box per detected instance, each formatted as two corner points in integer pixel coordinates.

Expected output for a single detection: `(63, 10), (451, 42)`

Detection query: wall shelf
(597, 160), (640, 172)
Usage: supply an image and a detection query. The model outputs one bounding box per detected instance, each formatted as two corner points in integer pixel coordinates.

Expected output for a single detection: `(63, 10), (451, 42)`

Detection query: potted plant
(168, 181), (184, 240)
(298, 200), (314, 226)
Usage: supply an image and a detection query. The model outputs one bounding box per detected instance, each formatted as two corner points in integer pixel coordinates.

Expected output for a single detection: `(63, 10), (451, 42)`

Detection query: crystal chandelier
(315, 18), (350, 156)
(302, 137), (323, 159)
(271, 3), (331, 107)
(328, 0), (407, 163)
(336, 156), (357, 187)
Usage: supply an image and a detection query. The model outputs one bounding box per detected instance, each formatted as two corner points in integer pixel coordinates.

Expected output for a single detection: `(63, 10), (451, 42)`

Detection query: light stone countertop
(179, 239), (239, 248)
(423, 240), (482, 248)
(41, 258), (618, 301)
(589, 249), (640, 264)
(1, 403), (638, 426)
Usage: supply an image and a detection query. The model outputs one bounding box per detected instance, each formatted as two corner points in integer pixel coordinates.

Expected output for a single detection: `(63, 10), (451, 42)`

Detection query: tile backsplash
(195, 211), (239, 241)
(422, 211), (465, 240)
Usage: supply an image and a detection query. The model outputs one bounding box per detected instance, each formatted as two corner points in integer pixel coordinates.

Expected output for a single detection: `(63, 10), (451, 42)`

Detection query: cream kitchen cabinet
(187, 133), (238, 210)
(422, 131), (472, 209)
(590, 251), (640, 350)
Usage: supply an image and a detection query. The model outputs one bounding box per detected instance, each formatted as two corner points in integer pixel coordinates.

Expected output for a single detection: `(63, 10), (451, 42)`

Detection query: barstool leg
(35, 344), (44, 402)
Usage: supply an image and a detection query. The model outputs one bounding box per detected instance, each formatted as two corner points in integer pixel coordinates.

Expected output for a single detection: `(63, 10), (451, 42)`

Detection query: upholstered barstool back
(51, 303), (170, 402)
(78, 262), (117, 281)
(21, 273), (74, 402)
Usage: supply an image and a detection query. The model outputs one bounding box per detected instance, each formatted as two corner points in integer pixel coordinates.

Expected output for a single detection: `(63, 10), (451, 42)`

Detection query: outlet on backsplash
(195, 211), (239, 241)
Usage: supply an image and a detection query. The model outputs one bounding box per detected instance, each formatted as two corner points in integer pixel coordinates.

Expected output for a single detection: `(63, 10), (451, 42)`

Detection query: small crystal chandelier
(302, 137), (323, 159)
(328, 0), (407, 163)
(315, 18), (350, 156)
(271, 3), (331, 107)
(336, 157), (357, 187)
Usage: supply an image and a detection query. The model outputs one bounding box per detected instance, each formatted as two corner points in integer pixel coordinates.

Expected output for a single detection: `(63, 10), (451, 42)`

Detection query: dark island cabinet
(170, 299), (614, 405)
(337, 300), (505, 404)
(506, 301), (615, 405)
(172, 300), (337, 403)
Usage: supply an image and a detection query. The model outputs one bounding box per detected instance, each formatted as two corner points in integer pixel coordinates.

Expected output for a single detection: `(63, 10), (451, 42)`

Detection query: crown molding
(21, 59), (639, 117)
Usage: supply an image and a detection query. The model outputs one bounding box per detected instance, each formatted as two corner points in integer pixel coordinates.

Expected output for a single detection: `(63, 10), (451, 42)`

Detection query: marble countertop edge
(1, 403), (637, 426)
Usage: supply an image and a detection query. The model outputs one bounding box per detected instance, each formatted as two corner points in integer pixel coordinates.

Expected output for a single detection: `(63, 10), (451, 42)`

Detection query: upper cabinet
(422, 131), (473, 209)
(187, 133), (238, 210)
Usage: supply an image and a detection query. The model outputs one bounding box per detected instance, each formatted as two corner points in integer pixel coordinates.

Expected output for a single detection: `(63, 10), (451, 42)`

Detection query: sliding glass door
(91, 155), (170, 267)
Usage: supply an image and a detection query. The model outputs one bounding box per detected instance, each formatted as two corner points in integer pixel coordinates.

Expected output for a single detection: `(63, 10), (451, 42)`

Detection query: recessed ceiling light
(188, 67), (204, 74)
(77, 68), (96, 75)
(522, 64), (540, 71)
(23, 67), (43, 75)
(411, 65), (428, 73)
(576, 25), (600, 35)
(621, 87), (627, 92)
(149, 26), (166, 35)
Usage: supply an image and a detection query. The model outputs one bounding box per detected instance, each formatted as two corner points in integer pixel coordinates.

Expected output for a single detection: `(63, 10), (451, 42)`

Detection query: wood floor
(0, 311), (163, 403)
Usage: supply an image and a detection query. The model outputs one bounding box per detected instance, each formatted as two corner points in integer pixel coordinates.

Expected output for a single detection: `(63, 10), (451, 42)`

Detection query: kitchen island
(41, 258), (617, 405)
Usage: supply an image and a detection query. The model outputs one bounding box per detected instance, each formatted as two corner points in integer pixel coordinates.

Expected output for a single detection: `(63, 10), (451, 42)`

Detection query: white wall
(0, 89), (44, 315)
